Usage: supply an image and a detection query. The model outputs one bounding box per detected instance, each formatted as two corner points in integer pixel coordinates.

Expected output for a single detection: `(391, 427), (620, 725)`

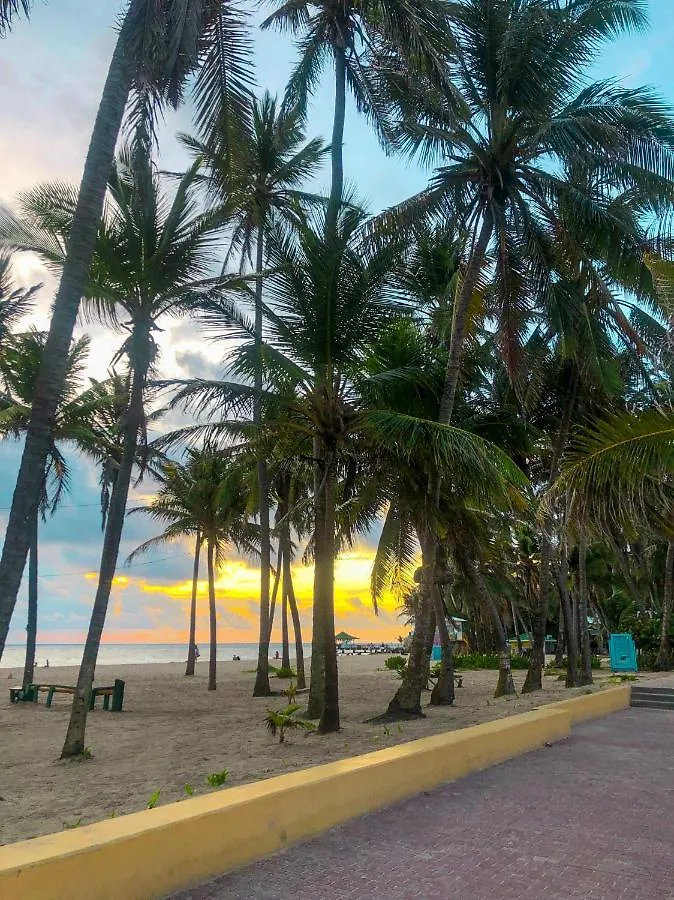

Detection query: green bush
(454, 652), (529, 670)
(384, 655), (408, 673)
(274, 666), (297, 679)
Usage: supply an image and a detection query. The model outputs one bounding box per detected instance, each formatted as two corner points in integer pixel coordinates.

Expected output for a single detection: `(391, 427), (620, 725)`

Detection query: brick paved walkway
(170, 708), (674, 900)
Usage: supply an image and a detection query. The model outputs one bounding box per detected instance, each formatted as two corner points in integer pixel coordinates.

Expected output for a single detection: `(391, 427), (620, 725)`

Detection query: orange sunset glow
(76, 546), (415, 645)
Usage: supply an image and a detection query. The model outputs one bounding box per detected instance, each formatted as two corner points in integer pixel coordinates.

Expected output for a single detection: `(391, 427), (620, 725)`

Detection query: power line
(0, 502), (102, 511)
(37, 552), (192, 580)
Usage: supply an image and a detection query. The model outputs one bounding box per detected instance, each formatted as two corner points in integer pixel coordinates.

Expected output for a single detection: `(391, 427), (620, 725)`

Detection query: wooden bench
(9, 679), (125, 711)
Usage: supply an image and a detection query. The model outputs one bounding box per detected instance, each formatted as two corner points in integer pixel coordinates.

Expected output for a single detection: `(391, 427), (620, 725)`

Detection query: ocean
(0, 643), (285, 669)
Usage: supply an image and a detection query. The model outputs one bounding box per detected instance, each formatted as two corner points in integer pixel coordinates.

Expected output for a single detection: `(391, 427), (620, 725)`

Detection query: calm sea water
(0, 643), (285, 669)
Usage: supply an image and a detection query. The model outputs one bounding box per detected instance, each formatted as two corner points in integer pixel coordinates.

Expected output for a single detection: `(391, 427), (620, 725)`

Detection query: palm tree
(0, 143), (241, 754)
(0, 254), (39, 354)
(0, 0), (30, 33)
(130, 448), (258, 689)
(0, 0), (254, 663)
(382, 0), (674, 423)
(0, 330), (93, 688)
(168, 207), (525, 731)
(182, 91), (327, 697)
(261, 0), (452, 232)
(382, 0), (674, 690)
(127, 458), (205, 677)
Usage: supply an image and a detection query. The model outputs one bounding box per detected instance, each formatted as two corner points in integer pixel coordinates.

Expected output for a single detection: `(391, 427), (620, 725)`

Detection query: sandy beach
(0, 655), (630, 845)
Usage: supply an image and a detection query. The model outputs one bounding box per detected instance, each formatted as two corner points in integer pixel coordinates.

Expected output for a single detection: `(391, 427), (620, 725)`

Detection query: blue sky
(1, 0), (674, 647)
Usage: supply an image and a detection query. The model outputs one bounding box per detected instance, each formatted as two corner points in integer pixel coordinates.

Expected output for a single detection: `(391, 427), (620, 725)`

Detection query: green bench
(9, 679), (125, 711)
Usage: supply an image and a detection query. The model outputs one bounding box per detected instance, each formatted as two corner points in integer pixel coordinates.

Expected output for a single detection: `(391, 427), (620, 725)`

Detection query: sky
(1, 0), (674, 647)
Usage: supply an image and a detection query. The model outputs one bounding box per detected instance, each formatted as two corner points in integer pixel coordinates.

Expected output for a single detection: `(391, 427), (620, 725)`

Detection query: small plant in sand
(78, 747), (93, 761)
(384, 656), (407, 678)
(274, 666), (296, 679)
(183, 784), (195, 797)
(63, 818), (82, 830)
(265, 705), (316, 744)
(147, 790), (161, 809)
(285, 682), (297, 703)
(206, 769), (229, 788)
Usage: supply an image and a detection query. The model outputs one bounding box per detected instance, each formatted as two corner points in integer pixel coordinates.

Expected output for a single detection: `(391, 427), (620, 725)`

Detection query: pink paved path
(169, 707), (674, 900)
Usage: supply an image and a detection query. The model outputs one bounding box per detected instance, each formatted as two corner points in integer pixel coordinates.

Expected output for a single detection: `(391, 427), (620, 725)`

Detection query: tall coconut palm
(182, 92), (328, 697)
(0, 0), (253, 663)
(0, 143), (240, 755)
(129, 448), (259, 688)
(167, 206), (525, 731)
(0, 330), (93, 688)
(378, 0), (674, 693)
(261, 0), (452, 232)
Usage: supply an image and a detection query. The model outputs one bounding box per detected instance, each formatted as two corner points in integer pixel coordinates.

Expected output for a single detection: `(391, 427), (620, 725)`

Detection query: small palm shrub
(265, 705), (316, 744)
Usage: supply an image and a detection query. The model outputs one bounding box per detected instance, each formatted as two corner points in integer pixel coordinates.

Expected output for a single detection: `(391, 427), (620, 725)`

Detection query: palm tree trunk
(554, 604), (565, 668)
(0, 7), (136, 661)
(577, 530), (594, 685)
(308, 437), (326, 719)
(475, 570), (516, 698)
(22, 510), (38, 690)
(317, 447), (339, 734)
(429, 578), (455, 706)
(523, 375), (577, 693)
(185, 531), (200, 677)
(438, 209), (493, 426)
(281, 581), (291, 671)
(554, 539), (580, 685)
(386, 531), (437, 718)
(253, 225), (272, 697)
(267, 544), (283, 641)
(60, 360), (144, 759)
(326, 44), (346, 235)
(207, 537), (217, 691)
(285, 542), (306, 690)
(655, 540), (674, 670)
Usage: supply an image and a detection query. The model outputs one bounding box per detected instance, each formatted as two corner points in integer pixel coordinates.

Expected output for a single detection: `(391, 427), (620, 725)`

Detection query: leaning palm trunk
(185, 531), (201, 677)
(253, 228), (272, 698)
(267, 545), (283, 641)
(429, 580), (455, 706)
(438, 211), (493, 425)
(0, 9), (136, 661)
(475, 570), (516, 698)
(655, 540), (674, 671)
(60, 362), (144, 759)
(577, 530), (593, 686)
(22, 511), (38, 690)
(386, 533), (438, 718)
(285, 544), (306, 690)
(207, 537), (217, 691)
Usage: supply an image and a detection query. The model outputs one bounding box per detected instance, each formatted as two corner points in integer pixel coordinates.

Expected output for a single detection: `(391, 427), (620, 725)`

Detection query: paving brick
(168, 708), (674, 900)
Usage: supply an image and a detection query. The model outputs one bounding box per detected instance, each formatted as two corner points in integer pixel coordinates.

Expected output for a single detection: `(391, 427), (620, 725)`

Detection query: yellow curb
(0, 687), (630, 900)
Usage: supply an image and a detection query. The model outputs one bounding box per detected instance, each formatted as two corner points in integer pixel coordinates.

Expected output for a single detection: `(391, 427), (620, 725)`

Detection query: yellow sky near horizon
(71, 547), (413, 645)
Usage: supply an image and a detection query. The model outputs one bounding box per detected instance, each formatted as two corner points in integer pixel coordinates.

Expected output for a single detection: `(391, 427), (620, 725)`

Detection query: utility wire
(37, 552), (192, 580)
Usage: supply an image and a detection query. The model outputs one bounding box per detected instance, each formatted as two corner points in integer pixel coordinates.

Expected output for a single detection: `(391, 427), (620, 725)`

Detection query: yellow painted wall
(0, 705), (570, 900)
(552, 684), (630, 724)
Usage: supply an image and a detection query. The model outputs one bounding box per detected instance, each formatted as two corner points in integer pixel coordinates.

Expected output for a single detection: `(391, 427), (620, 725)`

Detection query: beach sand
(0, 655), (624, 845)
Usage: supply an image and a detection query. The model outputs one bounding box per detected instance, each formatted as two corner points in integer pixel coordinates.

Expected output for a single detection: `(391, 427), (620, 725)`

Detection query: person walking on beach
(194, 644), (200, 661)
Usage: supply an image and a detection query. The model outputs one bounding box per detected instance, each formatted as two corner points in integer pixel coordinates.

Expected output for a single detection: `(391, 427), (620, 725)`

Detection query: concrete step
(631, 686), (674, 697)
(630, 697), (674, 710)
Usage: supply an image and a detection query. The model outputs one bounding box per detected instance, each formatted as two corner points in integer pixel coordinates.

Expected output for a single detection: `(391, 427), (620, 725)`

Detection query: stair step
(630, 698), (674, 710)
(631, 686), (674, 697)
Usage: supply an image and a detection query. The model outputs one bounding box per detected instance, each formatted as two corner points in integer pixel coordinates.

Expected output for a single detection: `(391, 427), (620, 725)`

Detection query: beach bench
(9, 679), (125, 711)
